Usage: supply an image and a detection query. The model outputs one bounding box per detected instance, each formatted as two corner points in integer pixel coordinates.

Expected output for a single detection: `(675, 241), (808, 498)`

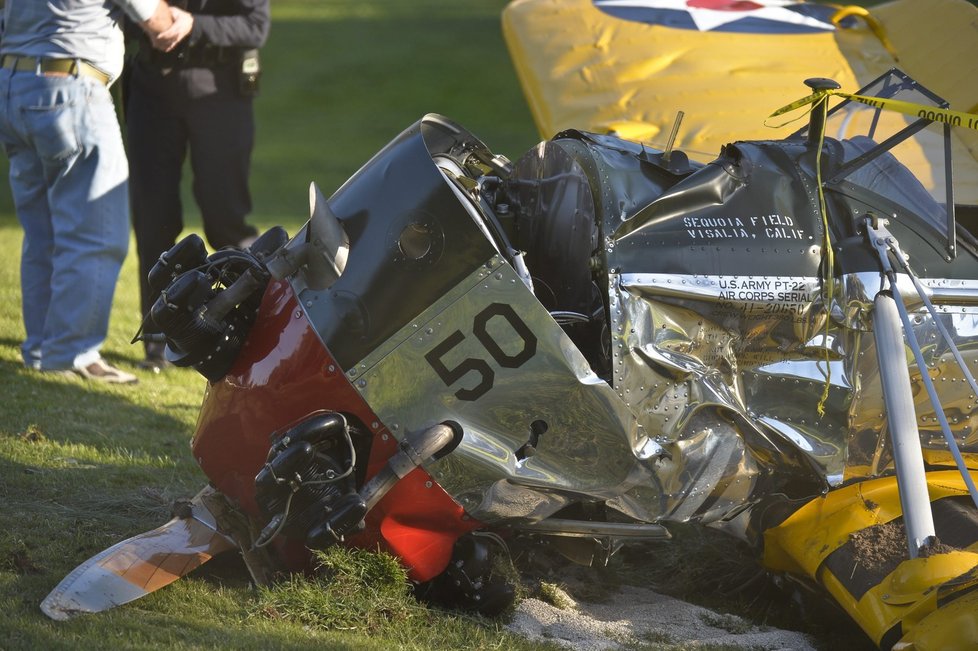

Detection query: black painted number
(424, 303), (538, 401)
(424, 330), (495, 401)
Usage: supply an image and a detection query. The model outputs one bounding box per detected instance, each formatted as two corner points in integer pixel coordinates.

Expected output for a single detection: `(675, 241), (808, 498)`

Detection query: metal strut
(864, 216), (978, 557)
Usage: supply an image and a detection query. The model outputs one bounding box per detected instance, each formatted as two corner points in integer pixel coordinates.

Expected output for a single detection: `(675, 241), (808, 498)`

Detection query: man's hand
(151, 6), (195, 52)
(140, 0), (174, 36)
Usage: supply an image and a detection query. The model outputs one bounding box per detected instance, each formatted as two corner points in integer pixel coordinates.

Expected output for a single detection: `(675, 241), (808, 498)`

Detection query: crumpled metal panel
(600, 283), (978, 536)
(352, 256), (665, 525)
(608, 268), (978, 493)
(610, 271), (848, 487)
(351, 255), (781, 529)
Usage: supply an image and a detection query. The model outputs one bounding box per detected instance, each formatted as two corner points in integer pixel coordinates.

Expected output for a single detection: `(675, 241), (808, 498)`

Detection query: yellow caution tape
(770, 89), (978, 130)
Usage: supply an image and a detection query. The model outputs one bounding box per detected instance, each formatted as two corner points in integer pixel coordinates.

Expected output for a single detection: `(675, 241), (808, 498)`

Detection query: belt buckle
(37, 59), (73, 79)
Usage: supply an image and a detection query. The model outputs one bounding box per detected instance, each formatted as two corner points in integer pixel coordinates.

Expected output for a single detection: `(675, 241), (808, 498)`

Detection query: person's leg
(12, 152), (54, 370)
(35, 76), (130, 372)
(13, 73), (129, 370)
(127, 67), (189, 323)
(0, 70), (55, 369)
(0, 70), (134, 382)
(187, 93), (257, 249)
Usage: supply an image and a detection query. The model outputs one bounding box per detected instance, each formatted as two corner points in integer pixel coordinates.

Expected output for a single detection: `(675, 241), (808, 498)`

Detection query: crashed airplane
(39, 1), (978, 645)
(40, 65), (978, 649)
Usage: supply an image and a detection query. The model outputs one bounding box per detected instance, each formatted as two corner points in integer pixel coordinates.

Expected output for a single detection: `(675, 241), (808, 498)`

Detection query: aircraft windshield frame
(791, 69), (959, 259)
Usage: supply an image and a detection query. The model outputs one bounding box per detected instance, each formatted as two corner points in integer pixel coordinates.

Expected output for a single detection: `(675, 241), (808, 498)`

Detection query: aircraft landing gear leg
(872, 291), (935, 557)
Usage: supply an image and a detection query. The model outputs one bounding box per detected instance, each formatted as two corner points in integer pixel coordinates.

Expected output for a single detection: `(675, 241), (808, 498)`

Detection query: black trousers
(126, 60), (258, 324)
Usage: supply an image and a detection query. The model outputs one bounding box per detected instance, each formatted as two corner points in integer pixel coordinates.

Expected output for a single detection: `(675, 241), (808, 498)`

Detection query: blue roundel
(592, 1), (845, 34)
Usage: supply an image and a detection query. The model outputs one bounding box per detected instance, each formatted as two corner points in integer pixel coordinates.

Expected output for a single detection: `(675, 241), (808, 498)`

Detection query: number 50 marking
(424, 302), (538, 401)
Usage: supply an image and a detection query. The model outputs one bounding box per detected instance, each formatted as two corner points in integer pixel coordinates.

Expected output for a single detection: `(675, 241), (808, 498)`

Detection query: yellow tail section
(763, 471), (978, 649)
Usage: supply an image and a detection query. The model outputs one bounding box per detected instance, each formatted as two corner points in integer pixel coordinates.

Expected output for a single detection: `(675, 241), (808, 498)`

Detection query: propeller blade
(40, 488), (236, 620)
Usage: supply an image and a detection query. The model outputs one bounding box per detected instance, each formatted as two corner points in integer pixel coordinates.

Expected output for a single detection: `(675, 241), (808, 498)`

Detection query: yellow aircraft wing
(502, 0), (978, 203)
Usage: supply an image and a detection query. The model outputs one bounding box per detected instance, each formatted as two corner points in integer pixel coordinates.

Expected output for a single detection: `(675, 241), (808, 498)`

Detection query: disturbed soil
(504, 528), (878, 651)
(849, 521), (908, 576)
(850, 521), (958, 573)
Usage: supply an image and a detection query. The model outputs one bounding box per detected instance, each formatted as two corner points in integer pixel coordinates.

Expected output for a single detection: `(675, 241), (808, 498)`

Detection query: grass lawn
(0, 2), (544, 649)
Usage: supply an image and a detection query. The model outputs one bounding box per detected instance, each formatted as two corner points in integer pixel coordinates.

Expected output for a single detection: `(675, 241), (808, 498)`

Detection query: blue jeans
(0, 66), (129, 370)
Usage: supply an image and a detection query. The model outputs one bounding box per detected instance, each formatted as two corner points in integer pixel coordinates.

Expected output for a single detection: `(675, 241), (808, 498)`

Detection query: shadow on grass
(0, 355), (192, 456)
(0, 340), (210, 611)
(0, 337), (199, 448)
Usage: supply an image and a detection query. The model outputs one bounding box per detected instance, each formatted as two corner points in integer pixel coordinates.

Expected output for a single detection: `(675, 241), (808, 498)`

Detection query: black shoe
(139, 342), (171, 373)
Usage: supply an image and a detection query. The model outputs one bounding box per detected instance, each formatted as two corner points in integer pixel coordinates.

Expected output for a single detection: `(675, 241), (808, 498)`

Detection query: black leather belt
(183, 45), (236, 66)
(142, 45), (239, 70)
(0, 55), (110, 85)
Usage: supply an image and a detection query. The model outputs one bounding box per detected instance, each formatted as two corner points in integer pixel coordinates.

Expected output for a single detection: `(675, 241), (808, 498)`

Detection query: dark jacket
(178, 0), (270, 51)
(129, 0), (270, 99)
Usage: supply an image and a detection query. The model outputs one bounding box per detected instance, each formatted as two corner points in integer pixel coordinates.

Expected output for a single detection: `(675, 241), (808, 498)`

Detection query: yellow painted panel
(502, 0), (978, 202)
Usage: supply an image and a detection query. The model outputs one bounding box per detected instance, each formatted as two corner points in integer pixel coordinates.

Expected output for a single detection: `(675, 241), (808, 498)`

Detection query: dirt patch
(16, 424), (45, 443)
(918, 537), (958, 557)
(850, 522), (960, 568)
(4, 549), (41, 575)
(849, 521), (907, 575)
(508, 583), (819, 651)
(508, 527), (879, 649)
